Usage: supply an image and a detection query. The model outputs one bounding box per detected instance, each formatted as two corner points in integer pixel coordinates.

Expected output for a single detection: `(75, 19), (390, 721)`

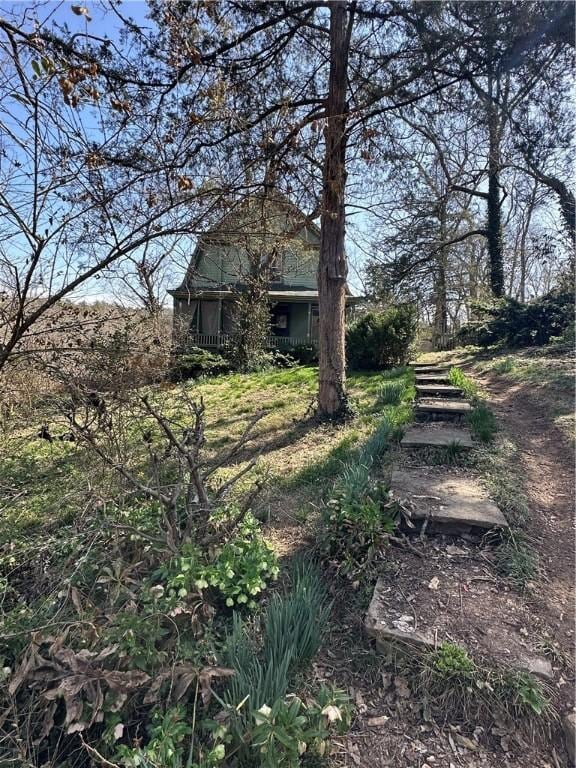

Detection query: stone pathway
(365, 362), (554, 691)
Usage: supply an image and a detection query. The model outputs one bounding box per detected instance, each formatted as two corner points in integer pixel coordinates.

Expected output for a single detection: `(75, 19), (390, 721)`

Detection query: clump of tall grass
(467, 402), (497, 443)
(377, 379), (406, 406)
(495, 529), (539, 588)
(223, 558), (331, 711)
(449, 366), (478, 397)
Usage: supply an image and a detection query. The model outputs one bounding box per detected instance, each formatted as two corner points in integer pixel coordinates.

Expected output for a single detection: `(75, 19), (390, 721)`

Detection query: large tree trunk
(317, 1), (352, 419)
(486, 97), (505, 297)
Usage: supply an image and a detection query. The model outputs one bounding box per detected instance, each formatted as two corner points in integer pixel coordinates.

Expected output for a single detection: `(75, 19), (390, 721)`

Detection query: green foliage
(223, 559), (331, 711)
(171, 347), (231, 380)
(458, 291), (575, 348)
(346, 304), (418, 371)
(448, 367), (478, 397)
(114, 706), (226, 768)
(506, 671), (548, 715)
(159, 511), (279, 609)
(467, 403), (497, 443)
(430, 643), (476, 678)
(377, 379), (406, 405)
(250, 686), (352, 768)
(288, 343), (318, 365)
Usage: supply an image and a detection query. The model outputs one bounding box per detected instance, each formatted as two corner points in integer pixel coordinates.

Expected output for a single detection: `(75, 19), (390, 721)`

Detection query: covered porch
(171, 288), (361, 350)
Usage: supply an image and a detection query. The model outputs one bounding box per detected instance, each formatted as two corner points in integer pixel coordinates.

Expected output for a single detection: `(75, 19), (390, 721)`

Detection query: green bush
(346, 304), (418, 370)
(171, 347), (231, 380)
(458, 291), (574, 348)
(287, 343), (318, 365)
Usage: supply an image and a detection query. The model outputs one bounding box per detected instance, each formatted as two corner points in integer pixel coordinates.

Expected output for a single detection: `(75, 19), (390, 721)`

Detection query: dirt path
(473, 369), (575, 671)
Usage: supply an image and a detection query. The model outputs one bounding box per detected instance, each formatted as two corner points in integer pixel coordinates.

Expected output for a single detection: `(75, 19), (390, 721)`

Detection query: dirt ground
(323, 362), (575, 768)
(470, 366), (575, 666)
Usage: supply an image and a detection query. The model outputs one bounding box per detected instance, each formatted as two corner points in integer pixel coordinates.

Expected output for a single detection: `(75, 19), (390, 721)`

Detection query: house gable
(173, 194), (320, 294)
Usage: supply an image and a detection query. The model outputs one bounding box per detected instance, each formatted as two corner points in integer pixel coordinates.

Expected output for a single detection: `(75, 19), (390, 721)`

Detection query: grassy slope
(0, 366), (413, 544)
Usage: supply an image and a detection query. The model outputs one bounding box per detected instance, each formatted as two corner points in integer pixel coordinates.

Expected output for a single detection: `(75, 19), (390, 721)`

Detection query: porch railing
(188, 333), (316, 349)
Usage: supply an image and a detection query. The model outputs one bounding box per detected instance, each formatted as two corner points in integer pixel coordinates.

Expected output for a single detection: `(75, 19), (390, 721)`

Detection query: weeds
(411, 642), (550, 726)
(449, 366), (478, 397)
(495, 529), (539, 587)
(467, 403), (497, 443)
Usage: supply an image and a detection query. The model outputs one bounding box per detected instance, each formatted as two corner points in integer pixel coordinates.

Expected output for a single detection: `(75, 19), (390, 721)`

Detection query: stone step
(365, 575), (552, 680)
(415, 398), (472, 422)
(391, 468), (508, 532)
(401, 425), (474, 450)
(415, 373), (450, 384)
(412, 366), (450, 374)
(416, 384), (464, 398)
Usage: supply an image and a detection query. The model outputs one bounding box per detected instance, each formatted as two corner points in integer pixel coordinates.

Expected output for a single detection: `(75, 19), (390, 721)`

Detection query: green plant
(467, 403), (497, 443)
(505, 671), (548, 716)
(288, 344), (318, 365)
(159, 511), (279, 609)
(448, 367), (478, 397)
(250, 686), (351, 768)
(114, 705), (227, 768)
(377, 379), (406, 406)
(223, 559), (331, 711)
(413, 642), (550, 725)
(171, 347), (231, 380)
(495, 529), (539, 588)
(347, 304), (418, 370)
(458, 291), (574, 348)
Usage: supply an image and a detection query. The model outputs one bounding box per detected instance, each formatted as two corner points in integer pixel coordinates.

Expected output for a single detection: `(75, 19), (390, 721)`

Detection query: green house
(169, 195), (359, 350)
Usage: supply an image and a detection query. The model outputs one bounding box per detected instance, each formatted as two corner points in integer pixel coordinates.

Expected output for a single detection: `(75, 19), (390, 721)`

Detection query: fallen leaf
(367, 715), (389, 727)
(428, 577), (440, 590)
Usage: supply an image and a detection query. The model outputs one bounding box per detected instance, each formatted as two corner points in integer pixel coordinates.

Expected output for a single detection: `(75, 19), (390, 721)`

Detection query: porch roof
(169, 288), (363, 304)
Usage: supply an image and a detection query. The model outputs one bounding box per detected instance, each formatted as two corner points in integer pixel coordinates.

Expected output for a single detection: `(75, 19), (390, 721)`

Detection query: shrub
(458, 290), (574, 348)
(288, 343), (318, 365)
(346, 304), (418, 370)
(171, 347), (231, 380)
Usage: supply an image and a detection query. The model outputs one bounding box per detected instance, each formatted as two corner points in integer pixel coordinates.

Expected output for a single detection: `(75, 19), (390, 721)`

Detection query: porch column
(306, 302), (312, 342)
(218, 298), (222, 347)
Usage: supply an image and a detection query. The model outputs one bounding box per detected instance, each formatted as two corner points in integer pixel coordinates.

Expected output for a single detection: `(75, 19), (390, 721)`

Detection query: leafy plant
(347, 304), (418, 370)
(467, 403), (497, 443)
(458, 291), (574, 348)
(171, 347), (231, 380)
(159, 511), (279, 609)
(250, 686), (352, 768)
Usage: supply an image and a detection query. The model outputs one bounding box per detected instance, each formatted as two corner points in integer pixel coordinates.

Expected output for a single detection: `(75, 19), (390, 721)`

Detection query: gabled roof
(171, 190), (320, 294)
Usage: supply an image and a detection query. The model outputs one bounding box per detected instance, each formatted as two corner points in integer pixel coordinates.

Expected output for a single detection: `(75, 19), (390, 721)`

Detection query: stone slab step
(365, 576), (552, 680)
(415, 399), (472, 422)
(391, 468), (508, 531)
(415, 373), (450, 382)
(401, 425), (474, 449)
(416, 384), (464, 398)
(412, 366), (449, 374)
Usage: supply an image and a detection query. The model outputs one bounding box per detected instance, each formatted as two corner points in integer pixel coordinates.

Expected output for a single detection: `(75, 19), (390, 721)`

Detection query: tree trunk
(486, 98), (505, 297)
(317, 1), (352, 419)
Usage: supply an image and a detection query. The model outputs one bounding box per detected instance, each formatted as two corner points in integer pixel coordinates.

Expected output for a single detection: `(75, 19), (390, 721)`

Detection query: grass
(467, 402), (498, 443)
(411, 642), (551, 725)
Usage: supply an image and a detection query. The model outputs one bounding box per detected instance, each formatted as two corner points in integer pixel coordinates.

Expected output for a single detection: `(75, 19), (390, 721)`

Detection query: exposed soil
(321, 361), (575, 768)
(470, 367), (576, 667)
